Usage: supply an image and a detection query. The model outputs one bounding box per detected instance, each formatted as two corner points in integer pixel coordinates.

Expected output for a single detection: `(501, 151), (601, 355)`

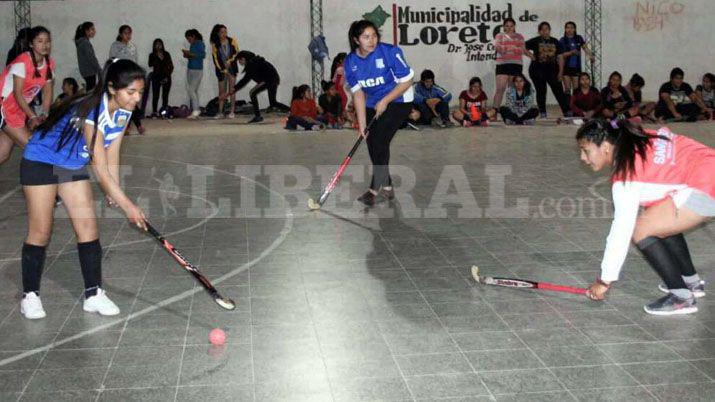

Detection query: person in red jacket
(569, 72), (602, 118)
(285, 84), (324, 131)
(577, 119), (713, 315)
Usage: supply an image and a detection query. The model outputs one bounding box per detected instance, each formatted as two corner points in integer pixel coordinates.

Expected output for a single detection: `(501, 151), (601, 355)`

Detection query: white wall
(1, 0), (713, 108)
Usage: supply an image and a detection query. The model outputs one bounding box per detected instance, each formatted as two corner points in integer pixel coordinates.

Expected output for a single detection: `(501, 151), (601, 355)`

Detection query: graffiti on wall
(633, 1), (685, 32)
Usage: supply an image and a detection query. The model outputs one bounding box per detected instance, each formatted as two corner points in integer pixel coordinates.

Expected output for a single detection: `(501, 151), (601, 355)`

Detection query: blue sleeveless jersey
(24, 93), (131, 170)
(344, 43), (414, 108)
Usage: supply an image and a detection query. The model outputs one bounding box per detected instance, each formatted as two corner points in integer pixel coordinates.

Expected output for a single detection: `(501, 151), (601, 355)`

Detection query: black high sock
(77, 239), (102, 298)
(661, 234), (696, 277)
(22, 243), (47, 294)
(636, 237), (688, 293)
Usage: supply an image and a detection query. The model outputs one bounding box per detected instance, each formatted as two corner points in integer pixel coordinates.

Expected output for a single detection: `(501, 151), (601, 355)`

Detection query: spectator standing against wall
(525, 21), (570, 118)
(74, 22), (102, 91)
(182, 29), (205, 119)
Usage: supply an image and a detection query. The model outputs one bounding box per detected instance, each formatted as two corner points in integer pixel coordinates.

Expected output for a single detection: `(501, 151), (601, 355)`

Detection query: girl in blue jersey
(345, 20), (415, 206)
(18, 59), (148, 319)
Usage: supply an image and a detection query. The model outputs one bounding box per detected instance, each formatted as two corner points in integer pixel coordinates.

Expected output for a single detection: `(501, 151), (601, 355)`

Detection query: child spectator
(696, 73), (715, 117)
(182, 29), (206, 119)
(147, 38), (174, 118)
(655, 67), (711, 122)
(318, 80), (343, 129)
(412, 69), (453, 128)
(452, 77), (492, 126)
(600, 71), (633, 119)
(570, 72), (601, 118)
(625, 73), (656, 121)
(54, 77), (78, 105)
(559, 22), (594, 100)
(285, 84), (324, 131)
(499, 73), (539, 125)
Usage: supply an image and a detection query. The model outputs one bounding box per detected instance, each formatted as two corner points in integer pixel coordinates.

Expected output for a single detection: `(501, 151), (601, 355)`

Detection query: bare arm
(85, 123), (146, 229)
(690, 92), (709, 111)
(353, 89), (367, 136)
(12, 75), (37, 120)
(40, 80), (52, 115)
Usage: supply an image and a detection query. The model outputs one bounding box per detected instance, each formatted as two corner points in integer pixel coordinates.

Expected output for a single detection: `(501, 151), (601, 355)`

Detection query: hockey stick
(146, 222), (236, 310)
(308, 117), (378, 210)
(471, 266), (587, 295)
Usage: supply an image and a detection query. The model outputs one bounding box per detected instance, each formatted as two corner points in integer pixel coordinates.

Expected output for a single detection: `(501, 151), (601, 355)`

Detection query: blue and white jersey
(344, 42), (414, 108)
(24, 93), (131, 170)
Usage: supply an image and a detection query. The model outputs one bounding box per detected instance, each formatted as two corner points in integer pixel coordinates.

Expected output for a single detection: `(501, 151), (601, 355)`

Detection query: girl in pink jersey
(493, 18), (533, 110)
(577, 119), (714, 315)
(0, 26), (55, 165)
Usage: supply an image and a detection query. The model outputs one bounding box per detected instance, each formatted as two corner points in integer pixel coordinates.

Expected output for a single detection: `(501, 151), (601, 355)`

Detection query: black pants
(655, 103), (700, 121)
(84, 75), (97, 91)
(151, 76), (171, 114)
(250, 81), (289, 116)
(365, 103), (412, 191)
(415, 100), (450, 124)
(499, 107), (539, 124)
(285, 115), (320, 130)
(529, 63), (570, 115)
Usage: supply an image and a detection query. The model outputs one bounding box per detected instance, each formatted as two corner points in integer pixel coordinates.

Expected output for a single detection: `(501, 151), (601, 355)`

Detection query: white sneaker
(21, 292), (46, 319)
(187, 110), (200, 120)
(83, 288), (120, 316)
(658, 280), (706, 298)
(227, 113), (236, 119)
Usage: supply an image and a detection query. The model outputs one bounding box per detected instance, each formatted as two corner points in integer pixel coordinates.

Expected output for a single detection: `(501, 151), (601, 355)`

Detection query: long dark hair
(9, 27), (32, 59)
(512, 72), (532, 96)
(116, 25), (131, 42)
(74, 21), (94, 40)
(29, 26), (52, 81)
(564, 21), (577, 36)
(575, 119), (668, 180)
(37, 59), (145, 158)
(184, 29), (203, 41)
(210, 24), (227, 46)
(348, 20), (381, 52)
(152, 38), (165, 54)
(292, 84), (311, 101)
(330, 52), (347, 79)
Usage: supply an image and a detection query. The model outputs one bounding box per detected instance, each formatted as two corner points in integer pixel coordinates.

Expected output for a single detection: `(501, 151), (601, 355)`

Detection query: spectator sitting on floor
(600, 71), (633, 119)
(285, 84), (324, 131)
(696, 73), (715, 119)
(318, 80), (344, 129)
(53, 77), (79, 106)
(655, 67), (712, 122)
(569, 72), (601, 118)
(625, 73), (656, 122)
(452, 77), (494, 126)
(499, 73), (539, 125)
(412, 69), (454, 128)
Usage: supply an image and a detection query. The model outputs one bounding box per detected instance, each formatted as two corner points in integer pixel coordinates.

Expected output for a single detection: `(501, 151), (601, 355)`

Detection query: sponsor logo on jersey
(117, 115), (128, 127)
(351, 65), (358, 71)
(375, 58), (385, 69)
(358, 77), (386, 88)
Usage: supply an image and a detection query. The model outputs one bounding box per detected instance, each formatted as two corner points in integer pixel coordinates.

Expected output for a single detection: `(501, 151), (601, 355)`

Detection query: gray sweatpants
(186, 69), (203, 111)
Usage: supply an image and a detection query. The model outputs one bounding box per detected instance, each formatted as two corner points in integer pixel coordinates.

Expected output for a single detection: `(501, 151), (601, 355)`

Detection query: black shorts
(563, 66), (582, 77)
(495, 64), (522, 76)
(20, 158), (90, 186)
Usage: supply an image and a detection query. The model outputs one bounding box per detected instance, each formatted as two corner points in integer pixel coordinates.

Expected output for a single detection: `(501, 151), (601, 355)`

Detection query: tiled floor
(0, 118), (713, 401)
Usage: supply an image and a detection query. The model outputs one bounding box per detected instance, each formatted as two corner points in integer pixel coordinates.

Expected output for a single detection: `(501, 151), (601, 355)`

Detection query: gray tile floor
(0, 119), (714, 401)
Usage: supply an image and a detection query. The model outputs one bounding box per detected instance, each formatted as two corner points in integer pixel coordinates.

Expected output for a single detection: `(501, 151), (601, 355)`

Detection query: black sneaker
(644, 293), (697, 316)
(248, 116), (264, 124)
(357, 190), (379, 206)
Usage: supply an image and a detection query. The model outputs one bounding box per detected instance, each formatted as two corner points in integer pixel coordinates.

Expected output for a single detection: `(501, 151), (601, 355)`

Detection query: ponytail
(74, 22), (93, 41)
(575, 118), (669, 180)
(38, 59), (145, 158)
(291, 84), (310, 101)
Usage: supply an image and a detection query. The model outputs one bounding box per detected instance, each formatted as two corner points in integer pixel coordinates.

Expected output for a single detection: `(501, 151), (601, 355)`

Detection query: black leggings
(151, 76), (171, 114)
(529, 63), (570, 115)
(250, 81), (289, 116)
(365, 102), (412, 191)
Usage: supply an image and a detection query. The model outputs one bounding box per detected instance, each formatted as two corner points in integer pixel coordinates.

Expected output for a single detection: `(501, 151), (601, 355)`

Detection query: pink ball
(209, 328), (226, 346)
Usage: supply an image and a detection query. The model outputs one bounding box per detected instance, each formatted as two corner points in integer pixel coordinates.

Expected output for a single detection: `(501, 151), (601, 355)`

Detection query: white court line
(0, 157), (294, 368)
(0, 185), (21, 204)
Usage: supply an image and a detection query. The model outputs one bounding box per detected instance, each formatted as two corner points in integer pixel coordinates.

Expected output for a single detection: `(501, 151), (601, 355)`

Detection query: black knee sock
(22, 243), (47, 294)
(77, 239), (102, 298)
(661, 234), (698, 279)
(636, 237), (690, 297)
